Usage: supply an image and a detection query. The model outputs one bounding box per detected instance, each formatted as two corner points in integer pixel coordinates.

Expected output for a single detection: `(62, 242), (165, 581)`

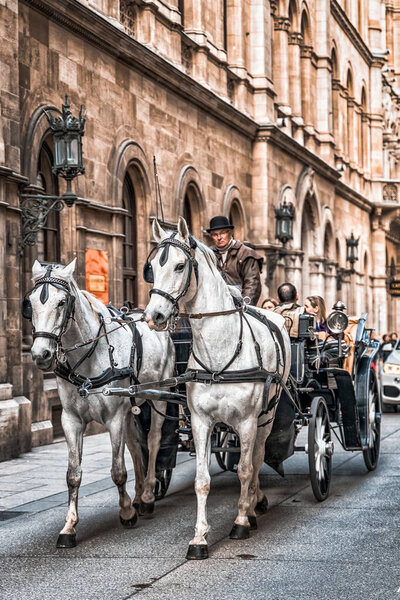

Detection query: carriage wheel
(308, 396), (333, 502)
(154, 468), (173, 501)
(363, 371), (381, 471)
(214, 430), (229, 471)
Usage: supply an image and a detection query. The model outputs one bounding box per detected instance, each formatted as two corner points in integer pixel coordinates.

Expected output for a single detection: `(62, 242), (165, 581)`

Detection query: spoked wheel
(214, 429), (229, 471)
(154, 468), (173, 501)
(363, 371), (381, 471)
(308, 396), (334, 502)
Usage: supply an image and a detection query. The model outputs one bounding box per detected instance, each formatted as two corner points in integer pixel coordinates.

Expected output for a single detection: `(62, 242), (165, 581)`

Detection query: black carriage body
(264, 314), (380, 473)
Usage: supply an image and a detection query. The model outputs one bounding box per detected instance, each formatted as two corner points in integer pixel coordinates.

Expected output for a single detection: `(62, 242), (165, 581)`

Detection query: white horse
(26, 259), (175, 548)
(144, 217), (291, 560)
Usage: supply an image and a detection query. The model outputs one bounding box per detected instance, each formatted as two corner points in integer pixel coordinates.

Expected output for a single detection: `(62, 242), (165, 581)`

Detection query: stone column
(288, 32), (303, 118)
(300, 45), (313, 127)
(273, 17), (290, 111)
(284, 254), (303, 299)
(324, 262), (337, 311)
(347, 97), (355, 165)
(332, 79), (342, 154)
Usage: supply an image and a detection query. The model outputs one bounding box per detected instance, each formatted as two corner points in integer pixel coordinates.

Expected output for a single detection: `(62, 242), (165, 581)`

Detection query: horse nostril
(155, 312), (164, 324)
(42, 350), (51, 360)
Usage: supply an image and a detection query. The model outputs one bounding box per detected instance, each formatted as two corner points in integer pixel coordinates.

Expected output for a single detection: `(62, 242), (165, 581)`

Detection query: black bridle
(143, 232), (199, 316)
(22, 266), (76, 344)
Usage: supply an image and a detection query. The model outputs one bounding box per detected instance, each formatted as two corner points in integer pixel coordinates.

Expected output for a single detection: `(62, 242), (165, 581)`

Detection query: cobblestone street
(1, 414), (400, 600)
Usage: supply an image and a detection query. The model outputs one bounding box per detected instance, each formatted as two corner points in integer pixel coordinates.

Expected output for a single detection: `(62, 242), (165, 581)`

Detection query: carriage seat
(274, 304), (305, 338)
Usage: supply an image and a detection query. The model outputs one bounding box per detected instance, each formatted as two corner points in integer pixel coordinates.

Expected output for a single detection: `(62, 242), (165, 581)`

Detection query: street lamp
(266, 200), (296, 284)
(19, 96), (86, 252)
(336, 233), (360, 291)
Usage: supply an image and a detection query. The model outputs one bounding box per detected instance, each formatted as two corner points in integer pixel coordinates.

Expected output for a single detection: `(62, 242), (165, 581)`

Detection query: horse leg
(229, 417), (258, 540)
(186, 414), (213, 560)
(108, 416), (137, 528)
(56, 411), (85, 548)
(247, 421), (273, 530)
(140, 402), (166, 516)
(125, 412), (145, 511)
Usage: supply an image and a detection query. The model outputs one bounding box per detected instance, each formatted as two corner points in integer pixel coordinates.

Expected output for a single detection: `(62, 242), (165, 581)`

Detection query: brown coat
(213, 240), (263, 305)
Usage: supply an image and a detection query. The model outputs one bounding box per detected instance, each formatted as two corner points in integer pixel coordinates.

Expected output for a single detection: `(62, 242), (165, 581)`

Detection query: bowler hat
(207, 215), (234, 233)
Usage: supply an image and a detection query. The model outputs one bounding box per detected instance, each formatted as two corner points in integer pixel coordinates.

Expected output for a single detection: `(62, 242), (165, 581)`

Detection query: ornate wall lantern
(336, 233), (360, 290)
(19, 96), (86, 252)
(266, 200), (296, 284)
(275, 200), (295, 245)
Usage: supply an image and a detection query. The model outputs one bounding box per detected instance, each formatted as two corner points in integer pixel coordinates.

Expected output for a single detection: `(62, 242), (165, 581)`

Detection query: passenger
(207, 216), (263, 305)
(261, 297), (278, 310)
(304, 296), (329, 333)
(274, 283), (304, 337)
(390, 331), (398, 347)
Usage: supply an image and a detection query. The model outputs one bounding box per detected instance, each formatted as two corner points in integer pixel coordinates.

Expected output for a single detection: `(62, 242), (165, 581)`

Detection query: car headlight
(382, 363), (400, 375)
(326, 310), (349, 334)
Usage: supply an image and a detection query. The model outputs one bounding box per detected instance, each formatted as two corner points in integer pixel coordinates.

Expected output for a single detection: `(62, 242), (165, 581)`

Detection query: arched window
(229, 199), (245, 241)
(288, 0), (302, 119)
(346, 69), (354, 161)
(37, 138), (60, 263)
(331, 48), (339, 143)
(182, 182), (203, 237)
(300, 10), (313, 127)
(360, 87), (367, 170)
(122, 173), (138, 305)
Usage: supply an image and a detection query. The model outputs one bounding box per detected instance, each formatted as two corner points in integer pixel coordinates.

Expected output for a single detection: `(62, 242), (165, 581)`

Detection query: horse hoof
(255, 496), (269, 515)
(248, 516), (257, 530)
(229, 524), (250, 540)
(120, 512), (138, 528)
(140, 501), (155, 517)
(56, 533), (76, 548)
(186, 544), (208, 560)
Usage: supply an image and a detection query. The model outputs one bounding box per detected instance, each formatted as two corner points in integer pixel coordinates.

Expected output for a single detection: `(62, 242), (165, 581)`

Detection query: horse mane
(193, 238), (219, 275)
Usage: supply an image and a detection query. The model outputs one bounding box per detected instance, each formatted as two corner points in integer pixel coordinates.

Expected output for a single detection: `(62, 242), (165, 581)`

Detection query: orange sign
(85, 248), (109, 304)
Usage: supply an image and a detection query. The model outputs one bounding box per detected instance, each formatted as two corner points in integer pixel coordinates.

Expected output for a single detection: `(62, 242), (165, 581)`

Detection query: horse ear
(32, 260), (43, 280)
(58, 258), (77, 281)
(177, 216), (189, 242)
(152, 219), (166, 243)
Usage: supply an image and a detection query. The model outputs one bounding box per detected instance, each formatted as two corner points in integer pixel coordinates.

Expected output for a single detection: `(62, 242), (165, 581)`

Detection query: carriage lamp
(275, 200), (295, 245)
(326, 309), (349, 334)
(19, 96), (86, 253)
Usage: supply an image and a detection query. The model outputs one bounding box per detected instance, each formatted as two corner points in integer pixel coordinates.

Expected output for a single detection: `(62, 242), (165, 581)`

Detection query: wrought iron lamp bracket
(265, 247), (288, 285)
(336, 266), (354, 291)
(19, 193), (64, 255)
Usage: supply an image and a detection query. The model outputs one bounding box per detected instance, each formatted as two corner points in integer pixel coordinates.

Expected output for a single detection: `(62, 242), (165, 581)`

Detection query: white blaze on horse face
(29, 259), (77, 369)
(145, 217), (193, 329)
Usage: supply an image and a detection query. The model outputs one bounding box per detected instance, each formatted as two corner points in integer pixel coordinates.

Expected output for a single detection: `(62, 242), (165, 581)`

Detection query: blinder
(21, 271), (76, 342)
(143, 231), (199, 313)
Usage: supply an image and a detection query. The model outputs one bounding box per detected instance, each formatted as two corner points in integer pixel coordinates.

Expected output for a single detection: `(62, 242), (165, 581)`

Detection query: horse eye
(175, 263), (185, 272)
(58, 300), (66, 307)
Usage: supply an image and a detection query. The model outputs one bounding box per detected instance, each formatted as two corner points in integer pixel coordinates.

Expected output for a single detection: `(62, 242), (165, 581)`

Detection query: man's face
(210, 228), (233, 248)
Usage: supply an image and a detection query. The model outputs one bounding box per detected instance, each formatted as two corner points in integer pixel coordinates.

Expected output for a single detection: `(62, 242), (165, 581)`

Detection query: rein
(179, 306), (245, 319)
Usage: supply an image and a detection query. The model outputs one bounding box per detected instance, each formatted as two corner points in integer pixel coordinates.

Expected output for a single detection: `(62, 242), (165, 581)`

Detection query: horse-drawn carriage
(23, 217), (380, 558)
(110, 302), (380, 505)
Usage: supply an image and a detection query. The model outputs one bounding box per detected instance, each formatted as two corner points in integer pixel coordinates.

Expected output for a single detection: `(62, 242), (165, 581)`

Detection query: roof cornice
(331, 1), (374, 66)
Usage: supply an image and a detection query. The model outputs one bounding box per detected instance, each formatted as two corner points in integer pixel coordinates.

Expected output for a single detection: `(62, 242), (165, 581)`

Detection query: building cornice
(331, 1), (373, 66)
(22, 0), (258, 140)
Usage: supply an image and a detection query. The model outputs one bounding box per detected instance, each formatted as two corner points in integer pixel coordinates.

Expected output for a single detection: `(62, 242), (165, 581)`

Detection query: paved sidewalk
(0, 433), (118, 515)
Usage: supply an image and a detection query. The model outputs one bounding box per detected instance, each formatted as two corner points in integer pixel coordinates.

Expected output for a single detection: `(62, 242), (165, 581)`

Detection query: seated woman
(261, 297), (278, 310)
(304, 296), (329, 336)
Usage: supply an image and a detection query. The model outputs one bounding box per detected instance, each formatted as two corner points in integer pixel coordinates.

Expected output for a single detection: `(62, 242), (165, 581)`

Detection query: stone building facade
(0, 0), (400, 458)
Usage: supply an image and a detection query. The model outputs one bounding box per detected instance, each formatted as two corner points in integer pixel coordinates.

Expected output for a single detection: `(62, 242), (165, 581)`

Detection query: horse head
(27, 259), (77, 370)
(144, 217), (198, 330)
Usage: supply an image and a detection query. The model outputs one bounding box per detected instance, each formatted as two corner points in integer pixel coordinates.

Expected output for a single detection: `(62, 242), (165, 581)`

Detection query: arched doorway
(122, 172), (138, 305)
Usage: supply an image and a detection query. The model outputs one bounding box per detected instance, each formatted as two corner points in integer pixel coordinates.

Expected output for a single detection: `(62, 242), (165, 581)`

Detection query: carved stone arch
(175, 165), (205, 238)
(293, 166), (321, 251)
(322, 208), (335, 258)
(300, 2), (312, 46)
(22, 103), (60, 183)
(222, 185), (247, 241)
(288, 0), (300, 30)
(111, 139), (153, 305)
